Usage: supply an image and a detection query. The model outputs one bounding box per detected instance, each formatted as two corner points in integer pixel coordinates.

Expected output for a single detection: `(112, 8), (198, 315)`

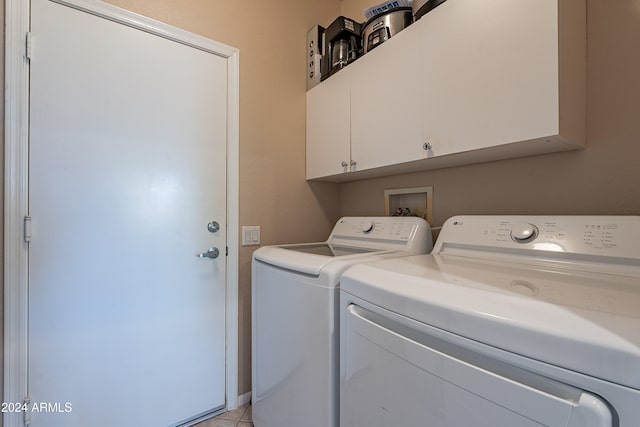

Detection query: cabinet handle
(350, 160), (357, 167)
(423, 142), (432, 150)
(341, 161), (348, 167)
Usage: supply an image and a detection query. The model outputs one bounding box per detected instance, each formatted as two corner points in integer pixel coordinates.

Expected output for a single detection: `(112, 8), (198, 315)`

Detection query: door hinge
(23, 396), (31, 426)
(25, 32), (32, 61)
(225, 246), (228, 256)
(24, 215), (32, 242)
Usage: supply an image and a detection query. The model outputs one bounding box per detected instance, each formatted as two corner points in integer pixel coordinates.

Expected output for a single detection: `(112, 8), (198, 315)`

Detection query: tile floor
(193, 404), (253, 427)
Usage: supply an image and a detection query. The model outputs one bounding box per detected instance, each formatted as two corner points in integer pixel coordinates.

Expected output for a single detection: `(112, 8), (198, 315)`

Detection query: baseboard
(238, 391), (252, 407)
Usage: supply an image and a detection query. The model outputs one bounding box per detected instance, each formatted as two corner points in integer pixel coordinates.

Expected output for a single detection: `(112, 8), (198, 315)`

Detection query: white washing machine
(340, 215), (640, 427)
(251, 216), (433, 427)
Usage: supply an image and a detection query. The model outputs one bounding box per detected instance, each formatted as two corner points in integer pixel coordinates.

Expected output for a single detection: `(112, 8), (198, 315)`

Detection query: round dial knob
(362, 221), (375, 234)
(510, 223), (539, 243)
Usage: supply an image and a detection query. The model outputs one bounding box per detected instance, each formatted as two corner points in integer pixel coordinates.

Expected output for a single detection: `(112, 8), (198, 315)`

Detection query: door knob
(197, 247), (220, 259)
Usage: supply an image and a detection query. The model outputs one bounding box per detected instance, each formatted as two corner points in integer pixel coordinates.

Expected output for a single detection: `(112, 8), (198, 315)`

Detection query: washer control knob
(510, 223), (539, 243)
(362, 221), (375, 234)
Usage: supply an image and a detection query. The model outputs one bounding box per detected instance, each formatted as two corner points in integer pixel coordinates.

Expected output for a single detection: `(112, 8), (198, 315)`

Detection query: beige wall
(340, 0), (379, 22)
(339, 0), (640, 225)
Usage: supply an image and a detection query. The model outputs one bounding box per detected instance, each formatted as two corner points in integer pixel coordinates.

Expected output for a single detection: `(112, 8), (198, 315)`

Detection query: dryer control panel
(433, 216), (640, 266)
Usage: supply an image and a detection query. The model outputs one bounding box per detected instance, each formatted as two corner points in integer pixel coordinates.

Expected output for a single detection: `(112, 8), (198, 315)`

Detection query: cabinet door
(350, 24), (423, 172)
(421, 0), (559, 157)
(306, 70), (351, 179)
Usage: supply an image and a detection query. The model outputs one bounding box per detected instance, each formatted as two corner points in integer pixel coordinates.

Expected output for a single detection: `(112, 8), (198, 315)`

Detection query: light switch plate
(242, 226), (260, 246)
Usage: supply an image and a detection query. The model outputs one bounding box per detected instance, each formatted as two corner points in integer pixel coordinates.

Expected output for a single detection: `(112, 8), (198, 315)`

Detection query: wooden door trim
(3, 1), (240, 424)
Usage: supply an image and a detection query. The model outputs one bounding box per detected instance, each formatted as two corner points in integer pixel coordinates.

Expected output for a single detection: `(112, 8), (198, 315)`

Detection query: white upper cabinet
(306, 0), (585, 182)
(306, 68), (351, 179)
(421, 0), (564, 157)
(350, 23), (423, 172)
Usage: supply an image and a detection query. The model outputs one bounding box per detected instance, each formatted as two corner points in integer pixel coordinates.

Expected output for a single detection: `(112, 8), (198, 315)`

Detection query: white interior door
(28, 1), (228, 425)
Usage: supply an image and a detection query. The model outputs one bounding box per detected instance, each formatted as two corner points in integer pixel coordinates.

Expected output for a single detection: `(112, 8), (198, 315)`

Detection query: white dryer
(252, 216), (432, 427)
(340, 215), (640, 427)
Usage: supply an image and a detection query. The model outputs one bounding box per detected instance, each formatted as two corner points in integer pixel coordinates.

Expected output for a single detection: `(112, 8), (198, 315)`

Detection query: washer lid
(341, 254), (640, 390)
(278, 243), (378, 257)
(253, 243), (384, 276)
(253, 216), (433, 276)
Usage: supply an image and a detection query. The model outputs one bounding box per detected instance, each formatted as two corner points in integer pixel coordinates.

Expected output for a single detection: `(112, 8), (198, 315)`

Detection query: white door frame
(4, 1), (240, 425)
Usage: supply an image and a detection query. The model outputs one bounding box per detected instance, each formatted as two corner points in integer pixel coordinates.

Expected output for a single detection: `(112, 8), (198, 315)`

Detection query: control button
(362, 221), (375, 234)
(510, 223), (539, 243)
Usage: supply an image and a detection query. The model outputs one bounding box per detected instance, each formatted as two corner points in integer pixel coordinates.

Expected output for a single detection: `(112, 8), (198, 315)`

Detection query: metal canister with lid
(362, 6), (413, 53)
